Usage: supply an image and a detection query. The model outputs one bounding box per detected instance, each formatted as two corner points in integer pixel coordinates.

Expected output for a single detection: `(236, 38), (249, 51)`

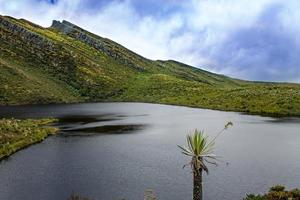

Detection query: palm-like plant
(178, 122), (233, 200)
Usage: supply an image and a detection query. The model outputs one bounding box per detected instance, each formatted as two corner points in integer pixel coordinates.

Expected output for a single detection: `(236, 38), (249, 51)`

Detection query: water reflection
(55, 114), (146, 136)
(264, 117), (300, 124)
(58, 114), (115, 124)
(0, 103), (299, 200)
(61, 124), (146, 136)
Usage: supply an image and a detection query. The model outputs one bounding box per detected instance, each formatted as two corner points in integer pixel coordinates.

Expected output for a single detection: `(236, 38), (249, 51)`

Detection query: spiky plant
(178, 122), (233, 200)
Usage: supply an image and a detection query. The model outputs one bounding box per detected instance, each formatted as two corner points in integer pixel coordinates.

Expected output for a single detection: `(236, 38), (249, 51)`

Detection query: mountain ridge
(1, 15), (300, 116)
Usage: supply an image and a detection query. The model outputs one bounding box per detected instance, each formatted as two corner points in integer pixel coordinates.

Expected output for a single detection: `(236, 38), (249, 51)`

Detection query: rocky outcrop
(0, 15), (77, 83)
(0, 16), (56, 54)
(51, 20), (145, 71)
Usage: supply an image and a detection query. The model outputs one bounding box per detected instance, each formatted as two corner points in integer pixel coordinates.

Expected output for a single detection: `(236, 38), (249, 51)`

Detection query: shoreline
(0, 100), (299, 118)
(0, 118), (59, 161)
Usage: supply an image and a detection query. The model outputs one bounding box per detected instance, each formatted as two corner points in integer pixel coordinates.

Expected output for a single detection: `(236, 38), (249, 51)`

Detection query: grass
(1, 15), (300, 116)
(0, 118), (58, 160)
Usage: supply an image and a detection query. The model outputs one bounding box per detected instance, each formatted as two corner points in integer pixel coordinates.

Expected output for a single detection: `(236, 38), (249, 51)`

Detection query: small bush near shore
(0, 118), (58, 159)
(244, 185), (300, 200)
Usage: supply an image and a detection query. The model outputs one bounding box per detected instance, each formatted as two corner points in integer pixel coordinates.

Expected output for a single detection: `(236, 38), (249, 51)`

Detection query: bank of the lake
(0, 118), (58, 160)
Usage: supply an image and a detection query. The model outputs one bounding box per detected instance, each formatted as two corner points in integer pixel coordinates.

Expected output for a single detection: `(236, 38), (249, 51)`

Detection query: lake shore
(0, 118), (58, 160)
(1, 100), (300, 118)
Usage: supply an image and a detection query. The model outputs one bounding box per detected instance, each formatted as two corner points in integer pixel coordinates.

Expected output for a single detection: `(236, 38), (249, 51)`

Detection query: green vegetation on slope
(1, 15), (300, 116)
(0, 118), (58, 160)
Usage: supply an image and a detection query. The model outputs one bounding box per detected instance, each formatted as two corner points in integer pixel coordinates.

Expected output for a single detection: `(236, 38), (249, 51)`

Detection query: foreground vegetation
(244, 185), (300, 200)
(178, 123), (232, 200)
(1, 15), (300, 116)
(67, 190), (157, 200)
(68, 193), (91, 200)
(67, 186), (300, 200)
(0, 118), (58, 160)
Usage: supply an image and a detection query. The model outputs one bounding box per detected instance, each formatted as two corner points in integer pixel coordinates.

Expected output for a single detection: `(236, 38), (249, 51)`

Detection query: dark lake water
(0, 102), (300, 200)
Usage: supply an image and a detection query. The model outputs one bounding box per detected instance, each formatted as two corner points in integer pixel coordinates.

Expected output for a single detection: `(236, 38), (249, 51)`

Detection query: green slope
(1, 15), (300, 116)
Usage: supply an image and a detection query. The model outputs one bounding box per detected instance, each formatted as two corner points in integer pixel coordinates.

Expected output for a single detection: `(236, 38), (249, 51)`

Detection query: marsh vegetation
(0, 118), (58, 160)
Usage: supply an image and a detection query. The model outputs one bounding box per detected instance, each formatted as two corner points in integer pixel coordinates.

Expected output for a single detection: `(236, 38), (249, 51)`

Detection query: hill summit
(0, 15), (300, 116)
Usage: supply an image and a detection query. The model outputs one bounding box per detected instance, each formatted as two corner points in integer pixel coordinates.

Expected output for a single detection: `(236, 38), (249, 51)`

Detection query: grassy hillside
(1, 15), (300, 116)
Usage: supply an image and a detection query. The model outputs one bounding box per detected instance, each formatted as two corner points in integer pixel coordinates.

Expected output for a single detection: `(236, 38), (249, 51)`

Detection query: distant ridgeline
(1, 15), (300, 116)
(51, 20), (146, 71)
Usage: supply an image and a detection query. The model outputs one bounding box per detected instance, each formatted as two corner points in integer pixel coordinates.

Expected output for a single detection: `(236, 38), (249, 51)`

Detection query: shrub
(270, 185), (285, 192)
(290, 189), (300, 198)
(67, 193), (91, 200)
(245, 186), (300, 200)
(244, 194), (267, 200)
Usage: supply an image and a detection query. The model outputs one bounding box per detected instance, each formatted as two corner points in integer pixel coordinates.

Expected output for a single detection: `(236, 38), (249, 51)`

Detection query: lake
(0, 102), (299, 200)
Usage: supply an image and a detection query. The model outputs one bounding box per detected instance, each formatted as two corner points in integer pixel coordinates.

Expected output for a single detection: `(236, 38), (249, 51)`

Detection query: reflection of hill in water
(61, 124), (145, 137)
(265, 117), (300, 124)
(56, 114), (146, 136)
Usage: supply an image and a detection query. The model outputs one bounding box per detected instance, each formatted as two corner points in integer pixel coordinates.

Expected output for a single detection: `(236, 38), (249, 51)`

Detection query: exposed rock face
(0, 15), (77, 83)
(0, 16), (55, 54)
(51, 20), (145, 71)
(0, 15), (145, 73)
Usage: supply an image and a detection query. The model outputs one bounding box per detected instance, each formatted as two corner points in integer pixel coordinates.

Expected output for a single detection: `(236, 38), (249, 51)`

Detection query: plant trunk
(193, 169), (203, 200)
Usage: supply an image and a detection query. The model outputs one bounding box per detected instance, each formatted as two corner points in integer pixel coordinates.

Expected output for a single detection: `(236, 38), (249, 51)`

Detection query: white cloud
(0, 0), (300, 82)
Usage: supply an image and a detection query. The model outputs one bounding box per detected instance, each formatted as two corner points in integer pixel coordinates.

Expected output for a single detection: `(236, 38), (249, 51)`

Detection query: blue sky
(1, 0), (300, 82)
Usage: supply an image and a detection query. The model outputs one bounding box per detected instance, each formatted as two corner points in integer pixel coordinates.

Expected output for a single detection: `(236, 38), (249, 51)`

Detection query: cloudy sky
(1, 0), (300, 82)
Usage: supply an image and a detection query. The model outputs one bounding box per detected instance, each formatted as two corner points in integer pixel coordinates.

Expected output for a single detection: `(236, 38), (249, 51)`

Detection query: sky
(0, 0), (300, 82)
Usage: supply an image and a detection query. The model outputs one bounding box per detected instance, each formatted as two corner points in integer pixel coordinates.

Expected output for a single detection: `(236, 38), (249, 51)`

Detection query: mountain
(0, 15), (300, 116)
